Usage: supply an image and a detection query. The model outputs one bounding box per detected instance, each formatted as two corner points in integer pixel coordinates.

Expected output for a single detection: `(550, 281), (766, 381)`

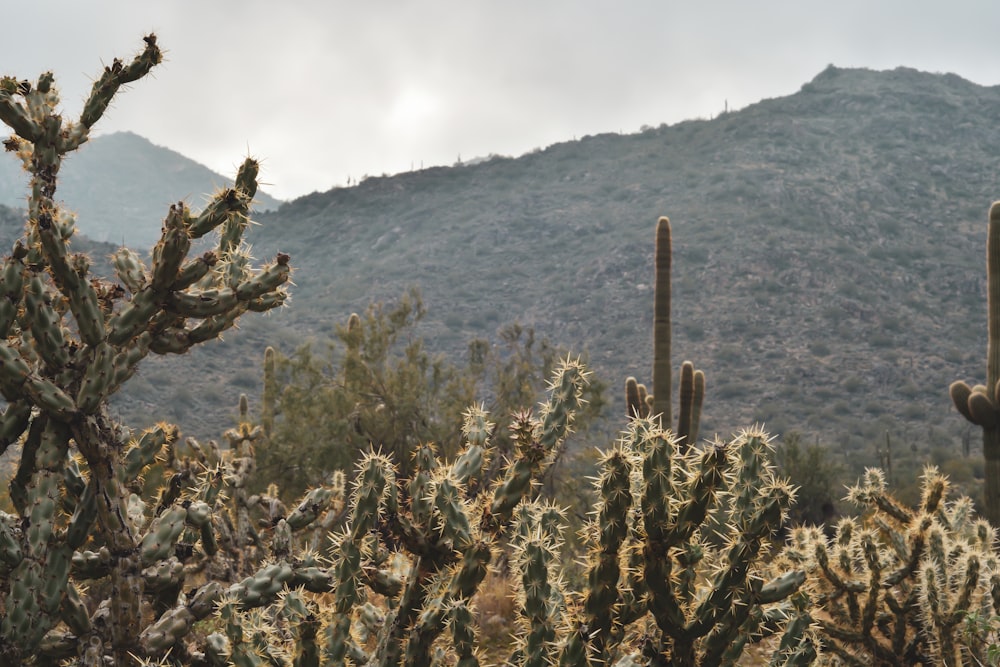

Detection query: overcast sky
(6, 2), (1000, 201)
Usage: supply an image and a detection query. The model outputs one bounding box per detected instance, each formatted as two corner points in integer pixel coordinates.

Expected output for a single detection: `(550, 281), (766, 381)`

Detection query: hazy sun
(385, 87), (442, 132)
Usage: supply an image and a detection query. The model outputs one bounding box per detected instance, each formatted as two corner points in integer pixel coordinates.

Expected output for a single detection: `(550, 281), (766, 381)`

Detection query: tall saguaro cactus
(627, 217), (705, 452)
(0, 35), (291, 663)
(652, 215), (674, 426)
(950, 202), (1000, 525)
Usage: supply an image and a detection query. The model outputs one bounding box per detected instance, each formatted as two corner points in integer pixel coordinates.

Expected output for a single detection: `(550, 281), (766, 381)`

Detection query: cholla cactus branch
(0, 36), (292, 665)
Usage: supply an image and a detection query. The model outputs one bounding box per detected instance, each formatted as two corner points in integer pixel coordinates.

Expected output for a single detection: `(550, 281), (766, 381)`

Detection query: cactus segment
(288, 487), (333, 530)
(58, 582), (91, 636)
(431, 473), (474, 548)
(173, 251), (218, 290)
(22, 275), (69, 371)
(151, 203), (192, 292)
(67, 280), (106, 347)
(450, 404), (493, 485)
(112, 246), (148, 294)
(139, 506), (187, 566)
(75, 341), (114, 413)
(0, 251), (26, 337)
(0, 400), (31, 457)
(78, 34), (162, 129)
(652, 217), (672, 426)
(228, 561), (295, 609)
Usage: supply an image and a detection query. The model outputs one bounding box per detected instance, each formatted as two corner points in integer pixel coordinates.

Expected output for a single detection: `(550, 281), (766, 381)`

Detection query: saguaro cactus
(627, 217), (705, 452)
(951, 201), (1000, 525)
(0, 36), (291, 664)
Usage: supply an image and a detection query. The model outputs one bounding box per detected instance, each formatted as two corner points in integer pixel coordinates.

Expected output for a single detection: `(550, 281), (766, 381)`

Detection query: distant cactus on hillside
(627, 217), (704, 451)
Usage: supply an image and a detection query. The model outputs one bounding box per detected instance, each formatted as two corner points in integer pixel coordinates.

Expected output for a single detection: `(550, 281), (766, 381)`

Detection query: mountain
(1, 66), (996, 485)
(0, 131), (282, 248)
(237, 65), (1000, 474)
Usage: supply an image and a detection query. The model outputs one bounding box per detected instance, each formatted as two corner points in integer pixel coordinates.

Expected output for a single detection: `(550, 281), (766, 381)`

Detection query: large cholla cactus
(322, 358), (589, 666)
(0, 36), (292, 664)
(555, 419), (816, 666)
(783, 466), (1000, 666)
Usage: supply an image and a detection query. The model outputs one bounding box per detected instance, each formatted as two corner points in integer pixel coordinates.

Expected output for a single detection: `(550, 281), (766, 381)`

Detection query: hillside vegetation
(244, 65), (1000, 475)
(3, 65), (996, 484)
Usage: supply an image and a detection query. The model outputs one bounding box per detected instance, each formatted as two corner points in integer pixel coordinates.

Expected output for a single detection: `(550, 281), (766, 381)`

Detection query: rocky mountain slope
(2, 65), (996, 481)
(241, 65), (1000, 471)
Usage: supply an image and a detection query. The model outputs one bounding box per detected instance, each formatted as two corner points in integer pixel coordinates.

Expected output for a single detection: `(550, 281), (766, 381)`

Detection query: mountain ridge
(0, 130), (282, 248)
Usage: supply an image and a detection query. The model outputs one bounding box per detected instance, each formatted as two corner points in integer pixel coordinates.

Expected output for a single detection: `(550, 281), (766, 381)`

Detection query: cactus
(783, 465), (1000, 666)
(319, 357), (589, 667)
(96, 356), (589, 667)
(628, 217), (705, 451)
(0, 36), (293, 664)
(951, 201), (1000, 526)
(505, 501), (568, 667)
(553, 419), (815, 666)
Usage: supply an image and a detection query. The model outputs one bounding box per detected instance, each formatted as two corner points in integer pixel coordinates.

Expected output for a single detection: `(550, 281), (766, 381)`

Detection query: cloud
(4, 1), (1000, 200)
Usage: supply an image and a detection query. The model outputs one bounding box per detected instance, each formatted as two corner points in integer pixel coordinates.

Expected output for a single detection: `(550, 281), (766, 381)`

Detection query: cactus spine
(951, 201), (1000, 525)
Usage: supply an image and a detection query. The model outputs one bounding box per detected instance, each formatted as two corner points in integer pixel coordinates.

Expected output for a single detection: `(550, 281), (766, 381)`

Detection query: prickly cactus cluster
(319, 358), (589, 666)
(554, 419), (816, 666)
(783, 466), (1000, 666)
(0, 35), (293, 664)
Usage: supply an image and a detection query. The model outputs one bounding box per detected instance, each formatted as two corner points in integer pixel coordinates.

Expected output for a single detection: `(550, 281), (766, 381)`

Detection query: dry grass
(472, 570), (519, 664)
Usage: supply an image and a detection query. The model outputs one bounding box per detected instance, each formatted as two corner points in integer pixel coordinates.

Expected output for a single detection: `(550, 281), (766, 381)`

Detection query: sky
(6, 2), (1000, 201)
